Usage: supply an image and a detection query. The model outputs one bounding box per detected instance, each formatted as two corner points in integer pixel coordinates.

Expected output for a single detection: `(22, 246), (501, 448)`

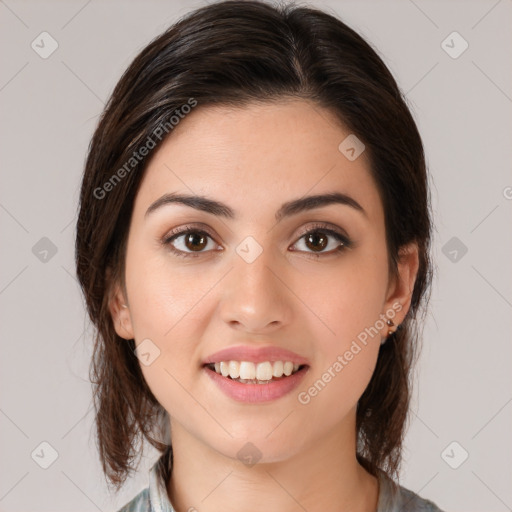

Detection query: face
(110, 99), (418, 462)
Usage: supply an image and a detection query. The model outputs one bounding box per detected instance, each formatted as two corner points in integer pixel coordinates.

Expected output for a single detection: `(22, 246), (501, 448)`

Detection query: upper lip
(203, 345), (310, 366)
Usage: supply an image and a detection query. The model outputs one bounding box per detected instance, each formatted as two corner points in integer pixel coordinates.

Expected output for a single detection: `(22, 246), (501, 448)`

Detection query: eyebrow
(145, 191), (367, 222)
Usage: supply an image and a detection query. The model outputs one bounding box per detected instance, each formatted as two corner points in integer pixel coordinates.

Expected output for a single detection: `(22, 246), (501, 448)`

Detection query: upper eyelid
(295, 221), (349, 238)
(163, 223), (216, 242)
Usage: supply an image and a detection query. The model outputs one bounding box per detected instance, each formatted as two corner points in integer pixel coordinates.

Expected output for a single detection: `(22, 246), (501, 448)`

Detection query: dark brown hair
(75, 0), (433, 492)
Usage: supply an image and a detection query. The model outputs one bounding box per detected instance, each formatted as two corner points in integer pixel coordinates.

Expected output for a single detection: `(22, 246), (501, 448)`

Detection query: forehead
(134, 99), (382, 222)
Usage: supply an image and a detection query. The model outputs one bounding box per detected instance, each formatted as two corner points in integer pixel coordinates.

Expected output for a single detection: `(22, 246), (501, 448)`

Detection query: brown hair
(75, 0), (433, 492)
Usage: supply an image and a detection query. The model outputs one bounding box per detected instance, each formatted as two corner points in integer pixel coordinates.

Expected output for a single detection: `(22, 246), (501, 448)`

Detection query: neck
(166, 410), (379, 512)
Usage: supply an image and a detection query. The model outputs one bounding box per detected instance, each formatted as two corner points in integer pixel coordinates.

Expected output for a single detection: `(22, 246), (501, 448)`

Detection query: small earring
(381, 319), (396, 345)
(386, 319), (395, 337)
(122, 304), (128, 309)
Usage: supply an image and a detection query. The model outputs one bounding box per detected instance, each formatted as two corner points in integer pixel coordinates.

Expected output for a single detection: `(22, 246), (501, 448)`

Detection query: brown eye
(304, 232), (329, 252)
(183, 232), (208, 252)
(163, 227), (218, 258)
(291, 227), (349, 255)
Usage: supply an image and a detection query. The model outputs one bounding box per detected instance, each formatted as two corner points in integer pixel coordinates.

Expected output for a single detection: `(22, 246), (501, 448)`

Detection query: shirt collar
(148, 446), (175, 512)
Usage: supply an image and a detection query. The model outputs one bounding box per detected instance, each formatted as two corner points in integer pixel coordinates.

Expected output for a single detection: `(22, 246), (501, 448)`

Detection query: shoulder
(377, 470), (445, 512)
(397, 485), (445, 512)
(115, 487), (151, 512)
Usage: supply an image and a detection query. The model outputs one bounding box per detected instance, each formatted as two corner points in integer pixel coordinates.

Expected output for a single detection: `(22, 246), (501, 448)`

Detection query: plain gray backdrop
(1, 1), (511, 511)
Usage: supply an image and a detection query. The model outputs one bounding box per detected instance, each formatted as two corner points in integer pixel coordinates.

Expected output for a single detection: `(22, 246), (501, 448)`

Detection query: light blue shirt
(116, 446), (445, 512)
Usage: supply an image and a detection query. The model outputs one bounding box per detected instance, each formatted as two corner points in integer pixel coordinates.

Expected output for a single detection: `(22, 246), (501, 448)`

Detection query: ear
(382, 241), (420, 329)
(107, 270), (134, 340)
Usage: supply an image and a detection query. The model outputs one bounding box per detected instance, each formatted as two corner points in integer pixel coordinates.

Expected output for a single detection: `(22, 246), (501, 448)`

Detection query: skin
(110, 99), (419, 512)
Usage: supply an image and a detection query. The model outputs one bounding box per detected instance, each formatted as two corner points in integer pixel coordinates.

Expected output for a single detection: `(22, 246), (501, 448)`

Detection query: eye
(162, 225), (219, 259)
(162, 222), (353, 259)
(291, 223), (352, 256)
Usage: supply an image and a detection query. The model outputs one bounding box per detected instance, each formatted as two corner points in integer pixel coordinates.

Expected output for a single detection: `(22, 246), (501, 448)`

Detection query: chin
(208, 429), (305, 466)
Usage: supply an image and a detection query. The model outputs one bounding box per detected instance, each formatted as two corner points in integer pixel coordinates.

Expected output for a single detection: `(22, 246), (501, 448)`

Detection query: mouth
(201, 345), (310, 402)
(203, 361), (309, 384)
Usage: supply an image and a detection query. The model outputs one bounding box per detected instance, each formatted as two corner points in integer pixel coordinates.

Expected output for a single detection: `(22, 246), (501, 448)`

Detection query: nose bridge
(219, 236), (290, 331)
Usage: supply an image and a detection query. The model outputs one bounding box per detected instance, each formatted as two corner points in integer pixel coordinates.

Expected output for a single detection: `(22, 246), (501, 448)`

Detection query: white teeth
(220, 361), (230, 377)
(209, 360), (303, 380)
(256, 362), (273, 380)
(228, 360), (240, 379)
(272, 360), (284, 377)
(239, 361), (256, 380)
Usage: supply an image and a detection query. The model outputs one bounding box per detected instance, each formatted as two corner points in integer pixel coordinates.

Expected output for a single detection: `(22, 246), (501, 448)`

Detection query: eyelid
(162, 222), (217, 243)
(294, 221), (351, 243)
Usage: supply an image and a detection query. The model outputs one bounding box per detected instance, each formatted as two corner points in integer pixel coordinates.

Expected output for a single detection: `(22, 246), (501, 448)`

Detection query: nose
(218, 243), (292, 334)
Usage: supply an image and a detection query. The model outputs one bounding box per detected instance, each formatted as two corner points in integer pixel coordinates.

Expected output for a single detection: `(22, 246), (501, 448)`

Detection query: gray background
(1, 0), (511, 511)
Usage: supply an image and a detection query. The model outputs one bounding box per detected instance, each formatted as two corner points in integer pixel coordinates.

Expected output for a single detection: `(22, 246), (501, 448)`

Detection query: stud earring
(381, 319), (397, 345)
(386, 319), (395, 337)
(122, 304), (128, 309)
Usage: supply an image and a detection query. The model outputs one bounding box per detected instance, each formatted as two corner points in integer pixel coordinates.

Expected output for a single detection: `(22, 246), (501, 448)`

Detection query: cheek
(296, 275), (383, 422)
(124, 240), (206, 337)
(123, 240), (228, 374)
(124, 245), (213, 415)
(298, 250), (389, 347)
(293, 250), (387, 410)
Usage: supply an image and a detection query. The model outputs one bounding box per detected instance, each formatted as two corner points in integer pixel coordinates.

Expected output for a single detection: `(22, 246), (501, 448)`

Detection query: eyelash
(161, 222), (353, 259)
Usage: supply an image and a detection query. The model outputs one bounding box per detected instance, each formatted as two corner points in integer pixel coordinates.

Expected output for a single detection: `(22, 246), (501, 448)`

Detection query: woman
(75, 1), (443, 510)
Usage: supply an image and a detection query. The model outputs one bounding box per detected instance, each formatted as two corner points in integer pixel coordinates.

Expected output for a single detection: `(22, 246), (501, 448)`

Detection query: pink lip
(204, 365), (310, 403)
(202, 345), (310, 365)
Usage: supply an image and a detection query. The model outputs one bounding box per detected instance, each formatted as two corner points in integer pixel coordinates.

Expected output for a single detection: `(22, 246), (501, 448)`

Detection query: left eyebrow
(144, 191), (367, 221)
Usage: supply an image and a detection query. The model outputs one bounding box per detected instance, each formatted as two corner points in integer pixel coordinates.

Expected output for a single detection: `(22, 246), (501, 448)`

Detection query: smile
(203, 361), (309, 403)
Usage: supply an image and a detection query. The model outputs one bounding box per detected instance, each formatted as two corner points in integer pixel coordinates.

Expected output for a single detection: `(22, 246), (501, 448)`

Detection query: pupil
(186, 232), (207, 251)
(306, 232), (327, 251)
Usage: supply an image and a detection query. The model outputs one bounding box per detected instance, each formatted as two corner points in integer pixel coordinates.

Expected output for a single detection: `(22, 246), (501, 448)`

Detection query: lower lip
(204, 365), (309, 403)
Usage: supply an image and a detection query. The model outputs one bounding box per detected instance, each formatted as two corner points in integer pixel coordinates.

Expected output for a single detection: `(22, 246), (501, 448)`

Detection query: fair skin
(110, 99), (419, 512)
